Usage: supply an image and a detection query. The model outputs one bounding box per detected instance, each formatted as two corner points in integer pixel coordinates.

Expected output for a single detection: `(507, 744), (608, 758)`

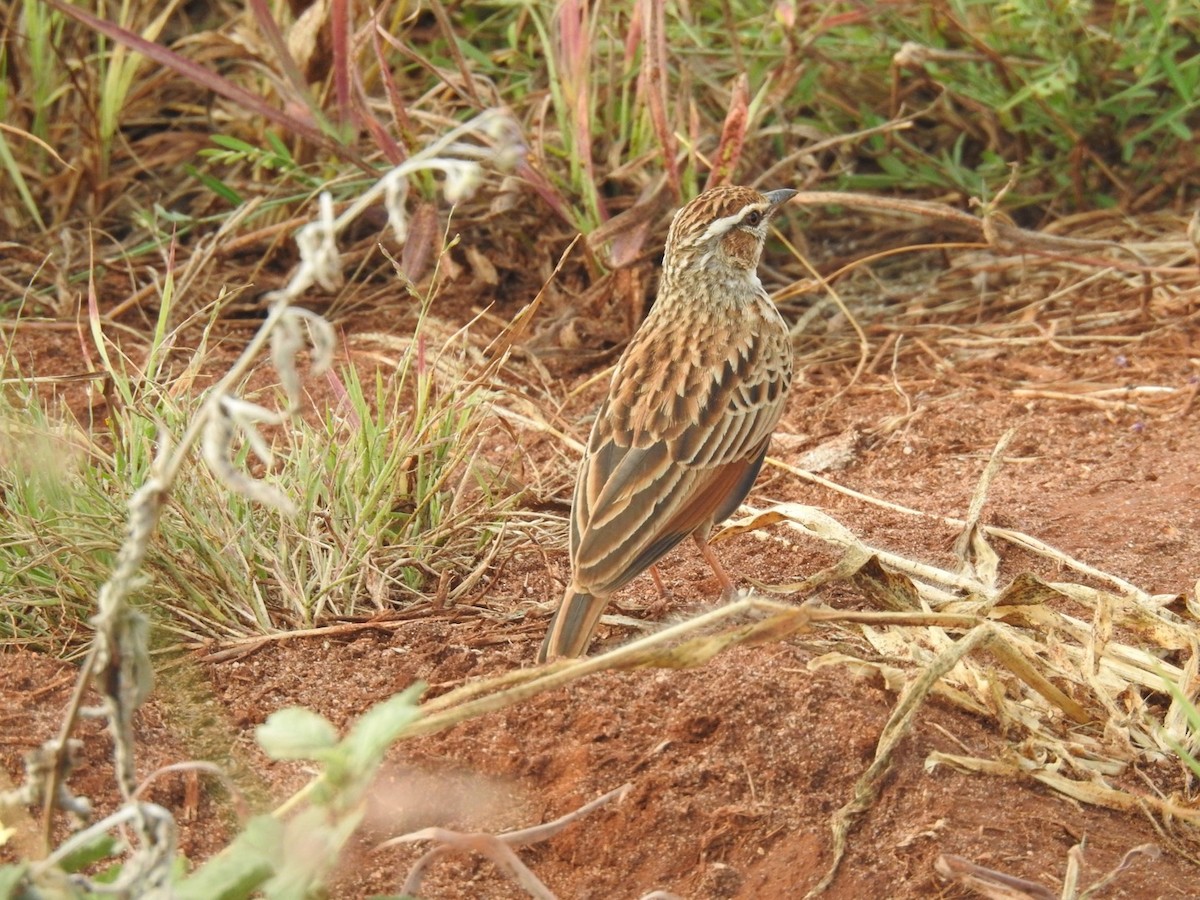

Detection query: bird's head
(662, 185), (796, 282)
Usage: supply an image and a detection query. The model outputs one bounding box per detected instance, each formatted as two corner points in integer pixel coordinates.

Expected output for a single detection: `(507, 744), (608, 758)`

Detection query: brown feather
(538, 589), (609, 662)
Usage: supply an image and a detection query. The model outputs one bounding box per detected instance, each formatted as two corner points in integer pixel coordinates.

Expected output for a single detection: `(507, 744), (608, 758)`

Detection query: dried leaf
(849, 555), (923, 612)
(792, 428), (862, 473)
(400, 201), (440, 283)
(638, 0), (678, 194)
(985, 631), (1092, 724)
(463, 245), (499, 286)
(994, 572), (1067, 607)
(934, 853), (1056, 900)
(705, 73), (749, 190)
(286, 0), (329, 70)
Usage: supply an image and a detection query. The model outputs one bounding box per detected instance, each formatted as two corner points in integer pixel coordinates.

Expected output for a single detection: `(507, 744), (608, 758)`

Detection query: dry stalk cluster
(779, 189), (1199, 385)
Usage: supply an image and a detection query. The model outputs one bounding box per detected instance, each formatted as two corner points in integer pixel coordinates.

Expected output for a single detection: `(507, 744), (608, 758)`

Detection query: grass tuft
(0, 311), (516, 653)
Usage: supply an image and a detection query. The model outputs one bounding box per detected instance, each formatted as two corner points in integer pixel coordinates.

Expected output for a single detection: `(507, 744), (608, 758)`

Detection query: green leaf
(175, 815), (283, 900)
(262, 807), (364, 899)
(209, 134), (261, 155)
(183, 164), (243, 206)
(256, 708), (339, 761)
(264, 131), (295, 166)
(342, 683), (425, 773)
(58, 832), (122, 874)
(0, 864), (29, 897)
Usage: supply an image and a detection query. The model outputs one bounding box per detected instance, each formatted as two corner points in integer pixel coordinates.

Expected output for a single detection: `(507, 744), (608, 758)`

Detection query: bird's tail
(537, 588), (609, 662)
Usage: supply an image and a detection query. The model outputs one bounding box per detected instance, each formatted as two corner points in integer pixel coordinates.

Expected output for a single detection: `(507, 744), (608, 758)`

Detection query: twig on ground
(378, 783), (631, 898)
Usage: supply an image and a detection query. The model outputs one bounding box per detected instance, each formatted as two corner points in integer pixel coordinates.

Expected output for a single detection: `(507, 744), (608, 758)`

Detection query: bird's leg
(649, 564), (671, 600)
(641, 564), (674, 617)
(694, 533), (738, 599)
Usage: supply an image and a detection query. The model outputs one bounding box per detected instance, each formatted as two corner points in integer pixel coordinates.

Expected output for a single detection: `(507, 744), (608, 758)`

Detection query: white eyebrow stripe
(698, 204), (769, 243)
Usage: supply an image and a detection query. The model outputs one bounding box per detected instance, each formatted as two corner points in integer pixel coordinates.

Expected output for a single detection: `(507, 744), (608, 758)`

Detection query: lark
(539, 185), (796, 661)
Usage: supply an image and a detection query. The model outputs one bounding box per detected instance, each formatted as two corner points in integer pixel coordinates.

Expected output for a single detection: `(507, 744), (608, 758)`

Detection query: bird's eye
(743, 210), (763, 227)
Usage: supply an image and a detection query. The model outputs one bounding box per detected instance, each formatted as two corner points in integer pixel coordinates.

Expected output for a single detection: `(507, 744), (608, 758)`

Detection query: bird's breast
(604, 297), (791, 449)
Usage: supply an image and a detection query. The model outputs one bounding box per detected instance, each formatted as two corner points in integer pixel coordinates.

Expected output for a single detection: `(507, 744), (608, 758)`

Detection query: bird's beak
(764, 188), (798, 212)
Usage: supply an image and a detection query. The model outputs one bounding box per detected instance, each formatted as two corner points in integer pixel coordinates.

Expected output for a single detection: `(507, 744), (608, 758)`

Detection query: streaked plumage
(538, 185), (797, 661)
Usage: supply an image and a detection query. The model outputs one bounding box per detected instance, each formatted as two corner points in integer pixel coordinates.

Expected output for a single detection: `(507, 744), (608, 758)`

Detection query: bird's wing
(570, 311), (791, 595)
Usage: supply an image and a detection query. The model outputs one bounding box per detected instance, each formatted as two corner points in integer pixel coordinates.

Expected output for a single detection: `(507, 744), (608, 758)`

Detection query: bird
(538, 185), (797, 661)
